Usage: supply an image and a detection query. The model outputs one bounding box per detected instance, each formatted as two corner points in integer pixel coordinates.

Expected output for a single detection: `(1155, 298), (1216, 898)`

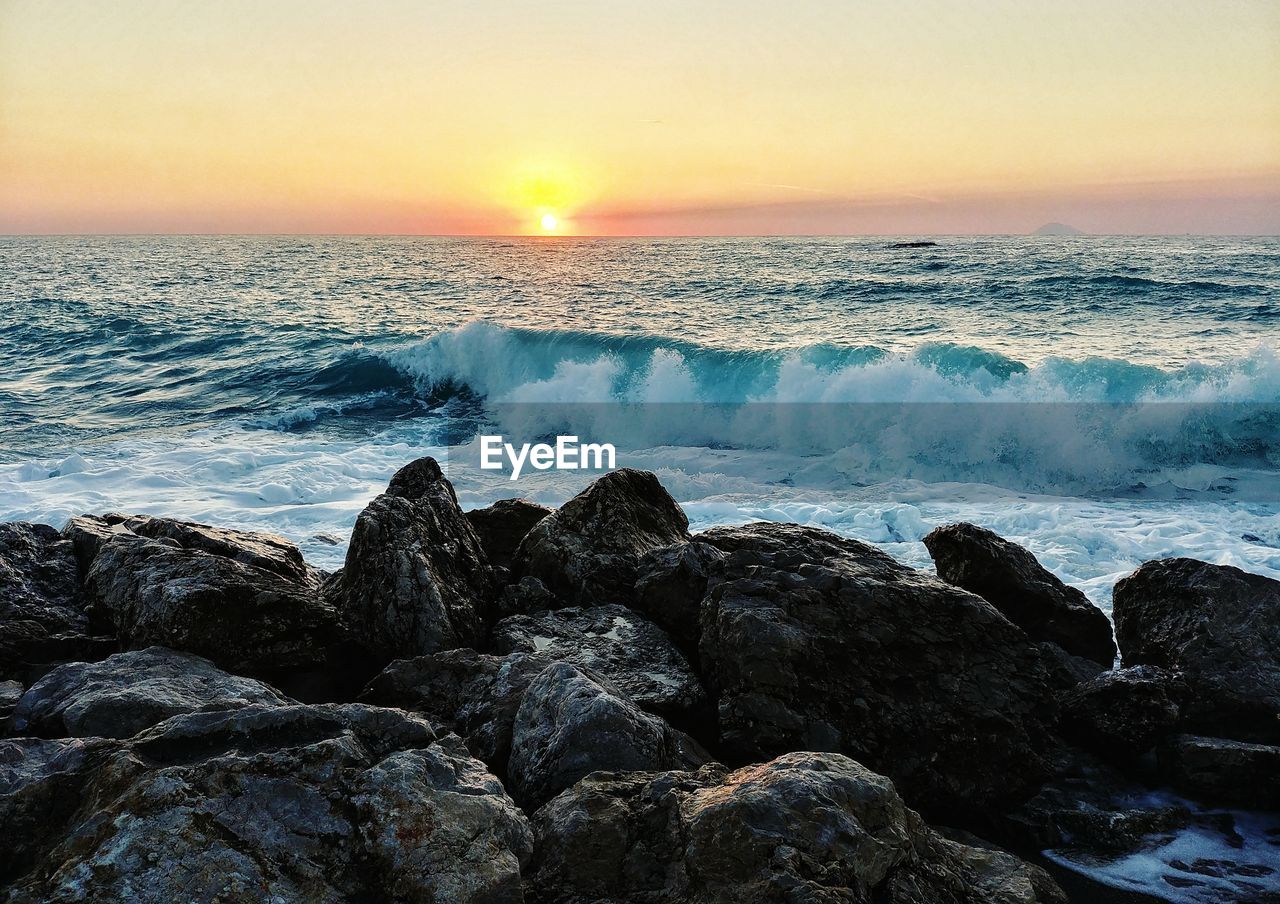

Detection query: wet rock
(4, 703), (533, 903)
(695, 522), (1058, 818)
(1113, 558), (1280, 742)
(508, 662), (709, 810)
(527, 751), (1067, 904)
(1158, 734), (1280, 809)
(10, 646), (293, 739)
(0, 680), (20, 724)
(0, 522), (114, 681)
(632, 539), (725, 656)
(465, 498), (552, 570)
(1060, 665), (1182, 760)
(492, 604), (708, 731)
(497, 575), (560, 620)
(924, 523), (1116, 665)
(326, 457), (497, 661)
(513, 469), (689, 606)
(359, 647), (553, 775)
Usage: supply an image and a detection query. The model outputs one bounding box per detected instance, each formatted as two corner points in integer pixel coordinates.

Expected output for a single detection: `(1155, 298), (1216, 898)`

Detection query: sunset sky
(2, 0), (1278, 235)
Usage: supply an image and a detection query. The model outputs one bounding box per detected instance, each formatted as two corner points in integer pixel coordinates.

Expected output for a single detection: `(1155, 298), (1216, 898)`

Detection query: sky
(1, 0), (1278, 235)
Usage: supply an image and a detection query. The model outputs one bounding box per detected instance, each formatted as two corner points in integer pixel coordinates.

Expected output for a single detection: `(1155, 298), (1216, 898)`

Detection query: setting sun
(540, 213), (558, 232)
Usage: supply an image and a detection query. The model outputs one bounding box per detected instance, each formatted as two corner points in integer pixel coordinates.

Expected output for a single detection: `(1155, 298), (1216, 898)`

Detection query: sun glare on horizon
(540, 213), (559, 232)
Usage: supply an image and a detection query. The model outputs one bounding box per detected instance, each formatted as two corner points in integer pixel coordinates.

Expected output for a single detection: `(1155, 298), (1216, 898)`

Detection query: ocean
(3, 234), (1279, 619)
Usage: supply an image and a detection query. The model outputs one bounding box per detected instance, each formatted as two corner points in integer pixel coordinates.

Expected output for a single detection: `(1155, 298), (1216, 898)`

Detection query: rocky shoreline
(2, 459), (1277, 902)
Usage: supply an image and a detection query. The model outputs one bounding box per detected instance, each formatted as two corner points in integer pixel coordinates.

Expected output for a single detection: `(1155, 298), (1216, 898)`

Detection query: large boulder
(508, 662), (709, 810)
(3, 703), (533, 903)
(528, 752), (1067, 904)
(1113, 558), (1280, 742)
(326, 457), (497, 661)
(923, 523), (1116, 666)
(10, 646), (293, 739)
(695, 522), (1059, 818)
(632, 540), (726, 658)
(492, 604), (709, 732)
(465, 499), (552, 571)
(512, 469), (689, 606)
(1158, 734), (1280, 809)
(0, 523), (115, 681)
(1059, 665), (1182, 761)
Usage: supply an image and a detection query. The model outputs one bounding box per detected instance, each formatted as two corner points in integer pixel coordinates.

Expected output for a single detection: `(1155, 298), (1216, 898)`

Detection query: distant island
(1032, 222), (1084, 236)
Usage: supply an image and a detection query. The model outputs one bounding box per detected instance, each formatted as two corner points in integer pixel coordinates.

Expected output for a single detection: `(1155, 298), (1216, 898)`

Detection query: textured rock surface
(3, 704), (533, 903)
(696, 522), (1058, 817)
(0, 680), (20, 724)
(11, 646), (293, 738)
(492, 604), (708, 730)
(1059, 665), (1182, 760)
(528, 752), (1067, 904)
(465, 498), (552, 570)
(326, 457), (497, 661)
(1158, 734), (1280, 809)
(359, 647), (553, 775)
(513, 469), (689, 606)
(924, 522), (1116, 665)
(1113, 557), (1280, 742)
(632, 540), (725, 657)
(508, 662), (709, 810)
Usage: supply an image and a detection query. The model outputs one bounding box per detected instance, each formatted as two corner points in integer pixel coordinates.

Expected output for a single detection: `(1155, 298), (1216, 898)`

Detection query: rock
(695, 522), (1058, 818)
(1158, 734), (1280, 809)
(0, 522), (114, 681)
(10, 646), (293, 739)
(492, 604), (708, 732)
(508, 662), (709, 810)
(465, 498), (552, 570)
(1113, 558), (1280, 742)
(4, 703), (533, 903)
(326, 457), (497, 661)
(923, 523), (1116, 665)
(1059, 665), (1182, 760)
(632, 539), (726, 657)
(359, 648), (554, 775)
(527, 751), (1067, 904)
(87, 530), (345, 676)
(513, 469), (689, 606)
(1036, 641), (1107, 691)
(497, 575), (560, 620)
(0, 680), (20, 724)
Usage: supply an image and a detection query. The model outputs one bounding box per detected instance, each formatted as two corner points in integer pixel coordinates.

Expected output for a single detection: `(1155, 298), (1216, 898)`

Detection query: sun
(540, 212), (558, 232)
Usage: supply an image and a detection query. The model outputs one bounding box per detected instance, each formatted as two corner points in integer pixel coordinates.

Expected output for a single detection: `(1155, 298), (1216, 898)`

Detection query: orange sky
(2, 0), (1278, 234)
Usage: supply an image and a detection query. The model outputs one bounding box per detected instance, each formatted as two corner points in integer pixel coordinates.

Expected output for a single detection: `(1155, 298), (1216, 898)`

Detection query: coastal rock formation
(1059, 665), (1182, 760)
(923, 522), (1116, 665)
(632, 540), (725, 656)
(695, 522), (1058, 816)
(2, 704), (532, 903)
(513, 469), (690, 605)
(508, 662), (709, 810)
(326, 457), (497, 661)
(1113, 557), (1280, 742)
(10, 646), (292, 738)
(492, 604), (708, 730)
(528, 752), (1066, 904)
(465, 498), (552, 570)
(1158, 734), (1280, 809)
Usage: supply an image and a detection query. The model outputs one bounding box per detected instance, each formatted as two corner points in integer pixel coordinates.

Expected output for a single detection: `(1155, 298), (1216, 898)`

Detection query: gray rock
(1059, 665), (1182, 760)
(528, 751), (1066, 904)
(0, 680), (22, 724)
(492, 604), (708, 730)
(513, 469), (689, 606)
(497, 575), (560, 620)
(465, 498), (552, 570)
(1113, 557), (1280, 742)
(4, 703), (533, 903)
(696, 522), (1058, 818)
(326, 457), (497, 661)
(632, 539), (726, 657)
(11, 646), (293, 738)
(924, 522), (1116, 665)
(1158, 734), (1280, 809)
(508, 662), (709, 810)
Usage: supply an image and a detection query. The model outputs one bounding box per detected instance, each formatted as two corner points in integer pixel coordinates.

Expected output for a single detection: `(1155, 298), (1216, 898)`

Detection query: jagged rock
(513, 469), (689, 606)
(325, 457), (497, 661)
(527, 751), (1067, 904)
(10, 646), (293, 739)
(497, 576), (560, 620)
(0, 522), (115, 681)
(465, 499), (552, 570)
(4, 703), (533, 903)
(1060, 665), (1182, 760)
(492, 604), (708, 731)
(1036, 641), (1107, 691)
(508, 662), (709, 810)
(1158, 734), (1280, 809)
(359, 648), (553, 775)
(1113, 558), (1280, 742)
(695, 522), (1058, 818)
(0, 680), (20, 724)
(87, 530), (345, 676)
(632, 540), (726, 656)
(923, 523), (1116, 665)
